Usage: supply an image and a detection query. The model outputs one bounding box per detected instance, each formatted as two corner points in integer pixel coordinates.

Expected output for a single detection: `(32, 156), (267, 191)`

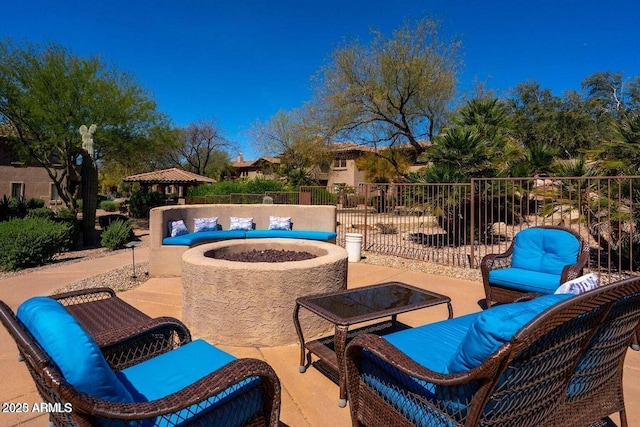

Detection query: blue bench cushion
(16, 297), (134, 403)
(447, 293), (573, 373)
(163, 230), (247, 245)
(117, 339), (262, 426)
(511, 228), (580, 275)
(245, 229), (337, 241)
(488, 267), (563, 294)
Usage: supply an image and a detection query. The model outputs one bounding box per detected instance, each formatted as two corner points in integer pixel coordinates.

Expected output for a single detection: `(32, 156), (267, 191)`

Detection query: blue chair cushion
(16, 297), (134, 403)
(488, 267), (563, 294)
(363, 315), (481, 426)
(384, 313), (479, 374)
(245, 229), (337, 241)
(511, 228), (580, 275)
(447, 293), (573, 373)
(163, 230), (247, 245)
(360, 354), (458, 427)
(116, 339), (262, 426)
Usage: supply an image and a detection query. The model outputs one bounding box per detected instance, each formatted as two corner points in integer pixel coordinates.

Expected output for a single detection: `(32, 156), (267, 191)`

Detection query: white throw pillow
(268, 216), (291, 230)
(194, 217), (218, 232)
(229, 216), (253, 231)
(554, 273), (600, 295)
(168, 220), (189, 237)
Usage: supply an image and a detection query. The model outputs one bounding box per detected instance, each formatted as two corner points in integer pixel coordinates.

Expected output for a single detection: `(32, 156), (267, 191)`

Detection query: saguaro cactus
(79, 124), (98, 246)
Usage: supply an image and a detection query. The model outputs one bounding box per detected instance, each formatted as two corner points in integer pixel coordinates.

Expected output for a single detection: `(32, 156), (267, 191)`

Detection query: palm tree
(454, 98), (523, 176)
(421, 126), (496, 181)
(510, 142), (559, 177)
(603, 112), (640, 174)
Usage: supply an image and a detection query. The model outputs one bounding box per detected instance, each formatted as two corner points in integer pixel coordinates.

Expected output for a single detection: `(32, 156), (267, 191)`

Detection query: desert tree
(313, 17), (461, 177)
(0, 38), (168, 216)
(162, 119), (233, 177)
(251, 107), (332, 186)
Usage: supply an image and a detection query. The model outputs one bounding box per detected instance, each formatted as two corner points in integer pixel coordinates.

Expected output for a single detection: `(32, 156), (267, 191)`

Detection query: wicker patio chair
(345, 277), (640, 427)
(0, 298), (281, 427)
(481, 225), (590, 307)
(544, 275), (640, 427)
(51, 287), (192, 369)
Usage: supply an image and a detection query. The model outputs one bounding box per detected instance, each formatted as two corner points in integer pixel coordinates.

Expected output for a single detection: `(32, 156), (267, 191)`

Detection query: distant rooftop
(123, 168), (215, 184)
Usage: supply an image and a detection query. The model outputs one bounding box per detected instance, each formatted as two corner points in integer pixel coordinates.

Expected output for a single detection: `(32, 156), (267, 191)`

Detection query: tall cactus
(79, 125), (98, 246)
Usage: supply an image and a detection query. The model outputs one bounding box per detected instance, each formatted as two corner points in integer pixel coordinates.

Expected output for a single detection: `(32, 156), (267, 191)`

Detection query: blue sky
(4, 0), (639, 160)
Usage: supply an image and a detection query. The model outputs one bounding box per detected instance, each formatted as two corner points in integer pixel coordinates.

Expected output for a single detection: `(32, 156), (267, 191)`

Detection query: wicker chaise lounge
(481, 225), (590, 307)
(345, 276), (640, 427)
(0, 296), (281, 426)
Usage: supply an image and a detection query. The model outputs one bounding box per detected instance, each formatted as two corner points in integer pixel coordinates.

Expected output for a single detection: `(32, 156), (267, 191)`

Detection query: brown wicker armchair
(0, 298), (281, 427)
(345, 277), (640, 427)
(481, 225), (590, 307)
(544, 276), (640, 427)
(51, 287), (195, 369)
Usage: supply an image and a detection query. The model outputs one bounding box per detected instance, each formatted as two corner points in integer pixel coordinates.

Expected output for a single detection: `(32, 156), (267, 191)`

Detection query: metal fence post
(470, 179), (476, 269)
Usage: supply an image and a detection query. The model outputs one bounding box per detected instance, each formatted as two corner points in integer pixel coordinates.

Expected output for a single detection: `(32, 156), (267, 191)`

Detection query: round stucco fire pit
(182, 238), (348, 347)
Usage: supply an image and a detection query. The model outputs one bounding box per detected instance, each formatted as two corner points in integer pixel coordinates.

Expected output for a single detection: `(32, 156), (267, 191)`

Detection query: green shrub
(101, 220), (134, 250)
(188, 178), (285, 198)
(129, 190), (165, 218)
(0, 218), (71, 270)
(26, 198), (45, 209)
(309, 187), (337, 205)
(54, 217), (81, 251)
(99, 200), (120, 212)
(55, 207), (76, 219)
(98, 214), (129, 229)
(26, 207), (56, 220)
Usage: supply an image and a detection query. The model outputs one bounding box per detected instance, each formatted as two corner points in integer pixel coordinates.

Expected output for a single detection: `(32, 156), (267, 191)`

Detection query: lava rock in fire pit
(214, 249), (316, 263)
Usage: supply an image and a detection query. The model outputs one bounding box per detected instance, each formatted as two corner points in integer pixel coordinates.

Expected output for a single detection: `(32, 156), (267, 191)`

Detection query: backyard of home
(0, 216), (639, 426)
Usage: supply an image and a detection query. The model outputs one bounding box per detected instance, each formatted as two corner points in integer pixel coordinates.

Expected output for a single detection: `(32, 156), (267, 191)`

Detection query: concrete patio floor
(0, 244), (639, 426)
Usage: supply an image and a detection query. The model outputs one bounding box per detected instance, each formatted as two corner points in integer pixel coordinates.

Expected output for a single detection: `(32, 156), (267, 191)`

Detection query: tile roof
(123, 168), (216, 184)
(328, 142), (375, 153)
(231, 156), (281, 168)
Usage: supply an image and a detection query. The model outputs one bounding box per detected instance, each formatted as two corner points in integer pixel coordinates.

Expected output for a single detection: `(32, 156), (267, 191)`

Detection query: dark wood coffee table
(293, 281), (452, 407)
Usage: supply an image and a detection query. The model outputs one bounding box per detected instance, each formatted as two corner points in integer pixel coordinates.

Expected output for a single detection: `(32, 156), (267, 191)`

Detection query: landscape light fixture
(125, 241), (140, 278)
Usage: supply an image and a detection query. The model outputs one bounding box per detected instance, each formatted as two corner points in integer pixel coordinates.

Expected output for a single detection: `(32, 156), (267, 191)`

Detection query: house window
(50, 183), (59, 201)
(333, 158), (347, 169)
(10, 182), (24, 198)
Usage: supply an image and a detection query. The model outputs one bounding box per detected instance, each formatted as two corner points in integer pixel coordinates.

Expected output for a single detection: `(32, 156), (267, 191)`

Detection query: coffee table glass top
(303, 283), (443, 320)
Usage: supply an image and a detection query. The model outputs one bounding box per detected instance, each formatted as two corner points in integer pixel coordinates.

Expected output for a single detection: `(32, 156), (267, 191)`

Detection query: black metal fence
(186, 177), (640, 283)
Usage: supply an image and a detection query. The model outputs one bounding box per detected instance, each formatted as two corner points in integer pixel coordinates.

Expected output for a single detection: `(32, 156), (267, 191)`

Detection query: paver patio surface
(0, 244), (638, 426)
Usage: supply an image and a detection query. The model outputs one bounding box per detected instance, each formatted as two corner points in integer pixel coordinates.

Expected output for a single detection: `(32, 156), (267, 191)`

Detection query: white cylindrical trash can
(345, 233), (363, 262)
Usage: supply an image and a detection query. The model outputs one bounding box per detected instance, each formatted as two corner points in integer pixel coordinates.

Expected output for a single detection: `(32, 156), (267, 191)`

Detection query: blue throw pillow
(168, 219), (189, 237)
(194, 217), (218, 232)
(554, 273), (599, 295)
(268, 216), (291, 230)
(17, 297), (134, 403)
(447, 293), (572, 373)
(229, 216), (253, 231)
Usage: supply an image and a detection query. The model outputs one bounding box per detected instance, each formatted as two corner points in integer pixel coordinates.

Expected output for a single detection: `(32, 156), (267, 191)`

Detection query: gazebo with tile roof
(123, 168), (215, 198)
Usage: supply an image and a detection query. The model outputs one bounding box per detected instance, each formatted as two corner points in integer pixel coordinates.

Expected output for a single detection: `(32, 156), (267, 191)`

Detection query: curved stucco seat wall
(149, 204), (338, 277)
(182, 238), (348, 347)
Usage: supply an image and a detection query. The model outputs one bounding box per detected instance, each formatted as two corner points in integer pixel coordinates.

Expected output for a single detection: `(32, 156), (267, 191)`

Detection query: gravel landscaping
(1, 213), (481, 297)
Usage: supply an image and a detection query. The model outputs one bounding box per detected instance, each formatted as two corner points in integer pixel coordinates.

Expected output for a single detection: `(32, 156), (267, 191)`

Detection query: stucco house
(231, 141), (429, 189)
(0, 124), (63, 205)
(230, 153), (281, 179)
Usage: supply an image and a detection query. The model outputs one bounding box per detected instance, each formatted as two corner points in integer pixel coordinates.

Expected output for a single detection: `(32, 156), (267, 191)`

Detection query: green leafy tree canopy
(0, 38), (169, 214)
(313, 17), (461, 176)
